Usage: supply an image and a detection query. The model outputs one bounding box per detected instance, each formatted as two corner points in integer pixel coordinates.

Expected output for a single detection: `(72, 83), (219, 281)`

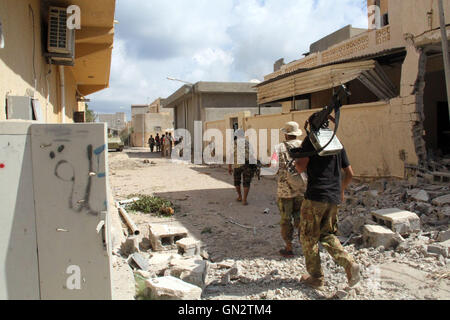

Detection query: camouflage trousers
(277, 196), (303, 244)
(234, 165), (254, 188)
(300, 199), (355, 280)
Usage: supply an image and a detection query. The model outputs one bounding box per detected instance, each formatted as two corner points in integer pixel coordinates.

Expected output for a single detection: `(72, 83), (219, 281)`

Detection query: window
(294, 98), (310, 111)
(382, 13), (389, 26)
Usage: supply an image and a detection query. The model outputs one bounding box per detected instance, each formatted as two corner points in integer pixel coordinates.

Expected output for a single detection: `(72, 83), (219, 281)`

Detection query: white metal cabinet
(30, 123), (112, 300)
(0, 121), (112, 300)
(0, 122), (40, 300)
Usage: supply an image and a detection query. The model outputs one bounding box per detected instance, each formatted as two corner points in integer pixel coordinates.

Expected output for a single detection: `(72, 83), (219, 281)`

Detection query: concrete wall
(205, 99), (418, 179)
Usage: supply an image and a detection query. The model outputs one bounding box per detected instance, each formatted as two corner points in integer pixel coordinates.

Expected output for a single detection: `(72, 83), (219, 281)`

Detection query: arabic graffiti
(51, 144), (107, 216)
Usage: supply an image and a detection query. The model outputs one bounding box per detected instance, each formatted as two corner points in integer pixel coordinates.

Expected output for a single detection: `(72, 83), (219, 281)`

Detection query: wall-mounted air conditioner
(46, 6), (75, 66)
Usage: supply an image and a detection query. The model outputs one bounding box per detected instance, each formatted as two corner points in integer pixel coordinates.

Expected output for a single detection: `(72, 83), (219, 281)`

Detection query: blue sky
(88, 0), (368, 120)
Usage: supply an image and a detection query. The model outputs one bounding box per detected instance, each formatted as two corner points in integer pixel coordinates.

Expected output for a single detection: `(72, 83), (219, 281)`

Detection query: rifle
(289, 84), (351, 159)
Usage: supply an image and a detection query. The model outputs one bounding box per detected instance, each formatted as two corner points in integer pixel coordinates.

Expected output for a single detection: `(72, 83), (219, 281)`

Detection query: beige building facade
(0, 0), (116, 123)
(131, 98), (175, 147)
(205, 0), (450, 179)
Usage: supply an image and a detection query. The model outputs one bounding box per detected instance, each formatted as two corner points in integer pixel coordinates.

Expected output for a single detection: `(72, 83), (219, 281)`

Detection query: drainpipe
(438, 0), (450, 121)
(59, 66), (66, 123)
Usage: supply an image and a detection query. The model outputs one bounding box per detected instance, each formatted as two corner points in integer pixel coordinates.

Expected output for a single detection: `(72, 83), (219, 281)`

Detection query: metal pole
(438, 0), (450, 121)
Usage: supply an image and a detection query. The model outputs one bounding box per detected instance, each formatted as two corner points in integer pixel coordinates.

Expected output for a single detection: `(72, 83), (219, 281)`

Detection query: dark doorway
(437, 102), (450, 155)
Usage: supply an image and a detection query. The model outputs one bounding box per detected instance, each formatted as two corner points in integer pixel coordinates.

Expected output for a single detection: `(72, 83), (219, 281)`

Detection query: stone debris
(176, 237), (203, 257)
(411, 190), (430, 202)
(145, 276), (202, 300)
(147, 253), (178, 275)
(432, 194), (450, 206)
(438, 229), (450, 242)
(427, 240), (450, 258)
(120, 236), (140, 256)
(167, 256), (209, 289)
(371, 208), (421, 235)
(149, 224), (188, 251)
(128, 252), (150, 271)
(363, 225), (403, 249)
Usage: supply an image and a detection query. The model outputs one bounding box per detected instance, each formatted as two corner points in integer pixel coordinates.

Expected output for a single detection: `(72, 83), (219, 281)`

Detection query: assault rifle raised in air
(289, 84), (351, 159)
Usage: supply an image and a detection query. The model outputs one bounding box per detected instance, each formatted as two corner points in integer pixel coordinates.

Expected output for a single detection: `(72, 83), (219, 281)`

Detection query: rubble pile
(113, 179), (449, 300)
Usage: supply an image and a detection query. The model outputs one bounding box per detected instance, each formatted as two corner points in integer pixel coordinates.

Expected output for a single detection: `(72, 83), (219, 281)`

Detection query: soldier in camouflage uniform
(294, 135), (361, 289)
(228, 129), (256, 206)
(271, 122), (307, 258)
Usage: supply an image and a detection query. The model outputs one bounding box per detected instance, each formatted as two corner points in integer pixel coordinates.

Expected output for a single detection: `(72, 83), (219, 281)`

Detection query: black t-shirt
(299, 136), (350, 205)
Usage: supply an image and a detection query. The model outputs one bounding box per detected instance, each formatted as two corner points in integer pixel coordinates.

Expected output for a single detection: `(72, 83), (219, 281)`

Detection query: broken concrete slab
(432, 194), (450, 206)
(145, 276), (202, 300)
(176, 237), (202, 257)
(427, 240), (450, 258)
(411, 190), (430, 202)
(414, 202), (433, 216)
(128, 252), (150, 271)
(438, 230), (450, 242)
(167, 256), (209, 289)
(363, 225), (403, 249)
(149, 224), (188, 251)
(437, 207), (450, 220)
(371, 208), (421, 235)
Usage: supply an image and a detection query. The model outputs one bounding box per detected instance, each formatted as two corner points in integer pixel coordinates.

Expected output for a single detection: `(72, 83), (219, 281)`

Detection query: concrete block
(432, 194), (450, 206)
(145, 276), (202, 300)
(363, 225), (403, 249)
(168, 257), (209, 289)
(411, 190), (430, 202)
(149, 224), (188, 251)
(176, 237), (202, 257)
(372, 208), (421, 235)
(438, 230), (450, 242)
(427, 240), (450, 258)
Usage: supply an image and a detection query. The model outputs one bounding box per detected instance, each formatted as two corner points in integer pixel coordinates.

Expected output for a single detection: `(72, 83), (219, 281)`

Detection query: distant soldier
(148, 135), (155, 153)
(271, 122), (307, 258)
(168, 132), (174, 157)
(160, 134), (166, 157)
(228, 129), (256, 206)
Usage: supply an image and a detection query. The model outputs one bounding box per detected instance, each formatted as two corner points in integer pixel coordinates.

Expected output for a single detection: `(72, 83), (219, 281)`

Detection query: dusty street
(108, 149), (450, 300)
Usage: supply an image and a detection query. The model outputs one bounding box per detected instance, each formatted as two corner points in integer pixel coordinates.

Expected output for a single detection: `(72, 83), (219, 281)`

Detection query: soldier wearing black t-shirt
(294, 136), (361, 289)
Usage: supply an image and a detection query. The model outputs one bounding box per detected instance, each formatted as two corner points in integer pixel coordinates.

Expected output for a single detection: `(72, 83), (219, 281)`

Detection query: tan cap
(281, 121), (303, 137)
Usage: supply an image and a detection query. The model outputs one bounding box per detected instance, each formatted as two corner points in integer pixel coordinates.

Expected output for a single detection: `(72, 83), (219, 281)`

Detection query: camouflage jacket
(274, 140), (306, 199)
(233, 139), (253, 169)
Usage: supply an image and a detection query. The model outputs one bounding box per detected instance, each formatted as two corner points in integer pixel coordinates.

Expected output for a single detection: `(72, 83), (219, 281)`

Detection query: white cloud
(89, 0), (368, 118)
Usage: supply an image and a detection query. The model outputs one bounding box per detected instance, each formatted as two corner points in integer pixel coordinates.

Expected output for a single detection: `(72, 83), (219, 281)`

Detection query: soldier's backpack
(281, 142), (307, 192)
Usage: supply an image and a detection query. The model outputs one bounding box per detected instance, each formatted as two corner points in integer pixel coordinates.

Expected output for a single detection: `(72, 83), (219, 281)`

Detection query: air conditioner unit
(46, 6), (75, 66)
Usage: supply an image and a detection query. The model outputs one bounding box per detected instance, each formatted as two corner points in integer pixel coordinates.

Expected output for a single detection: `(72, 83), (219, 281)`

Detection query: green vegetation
(85, 104), (98, 123)
(126, 194), (175, 216)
